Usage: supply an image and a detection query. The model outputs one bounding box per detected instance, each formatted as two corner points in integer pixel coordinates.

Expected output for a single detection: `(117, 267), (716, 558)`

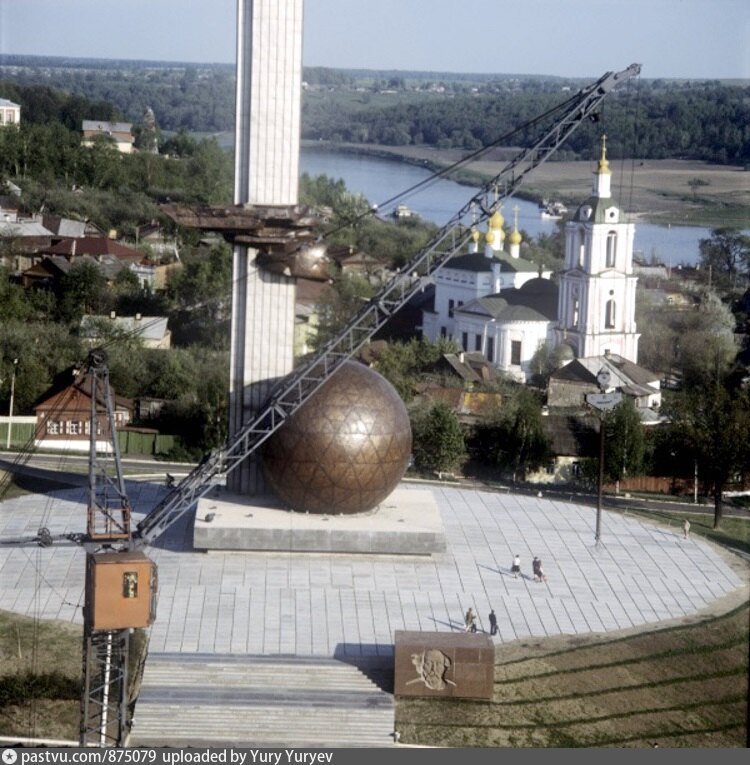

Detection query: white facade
(422, 214), (550, 345)
(555, 140), (640, 362)
(452, 278), (558, 383)
(0, 98), (21, 126)
(422, 253), (496, 342)
(453, 309), (554, 383)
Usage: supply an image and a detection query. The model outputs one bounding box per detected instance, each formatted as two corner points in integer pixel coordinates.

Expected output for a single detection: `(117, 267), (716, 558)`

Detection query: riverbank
(302, 141), (750, 229)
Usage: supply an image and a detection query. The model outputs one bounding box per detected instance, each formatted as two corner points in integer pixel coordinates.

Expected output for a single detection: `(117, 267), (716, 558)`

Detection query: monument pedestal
(194, 486), (445, 555)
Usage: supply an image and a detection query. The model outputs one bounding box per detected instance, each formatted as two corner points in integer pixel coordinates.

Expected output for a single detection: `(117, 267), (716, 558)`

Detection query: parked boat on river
(539, 200), (568, 220)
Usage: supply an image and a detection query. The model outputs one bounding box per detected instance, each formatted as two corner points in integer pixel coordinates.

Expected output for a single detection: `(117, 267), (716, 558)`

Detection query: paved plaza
(0, 481), (745, 657)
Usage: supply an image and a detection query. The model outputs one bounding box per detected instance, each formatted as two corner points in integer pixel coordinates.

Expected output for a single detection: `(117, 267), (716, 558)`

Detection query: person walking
(532, 556), (547, 583)
(488, 609), (498, 636)
(464, 607), (476, 633)
(683, 518), (691, 539)
(511, 554), (521, 579)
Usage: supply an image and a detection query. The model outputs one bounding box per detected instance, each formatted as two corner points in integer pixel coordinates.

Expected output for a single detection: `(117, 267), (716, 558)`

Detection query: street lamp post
(7, 358), (18, 450)
(586, 367), (622, 546)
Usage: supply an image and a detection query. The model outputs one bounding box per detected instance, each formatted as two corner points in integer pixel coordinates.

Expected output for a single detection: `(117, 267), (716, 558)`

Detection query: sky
(0, 0), (748, 80)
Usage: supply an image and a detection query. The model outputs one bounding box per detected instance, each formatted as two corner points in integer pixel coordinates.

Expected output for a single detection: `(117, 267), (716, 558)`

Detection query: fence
(605, 474), (750, 496)
(117, 430), (175, 456)
(0, 418), (37, 448)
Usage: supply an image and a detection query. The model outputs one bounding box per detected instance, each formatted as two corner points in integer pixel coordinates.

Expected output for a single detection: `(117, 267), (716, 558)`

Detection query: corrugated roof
(0, 220), (54, 237)
(80, 315), (169, 343)
(443, 252), (494, 273)
(456, 278), (558, 323)
(82, 120), (132, 134)
(45, 236), (141, 259)
(550, 354), (659, 389)
(42, 215), (87, 238)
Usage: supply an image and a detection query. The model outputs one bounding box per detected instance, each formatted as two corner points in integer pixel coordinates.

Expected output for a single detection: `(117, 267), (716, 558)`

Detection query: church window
(461, 332), (468, 351)
(511, 340), (522, 366)
(606, 231), (617, 268)
(605, 299), (616, 328)
(474, 334), (482, 352)
(578, 241), (585, 268)
(440, 326), (447, 338)
(448, 299), (455, 317)
(487, 337), (495, 362)
(571, 298), (580, 328)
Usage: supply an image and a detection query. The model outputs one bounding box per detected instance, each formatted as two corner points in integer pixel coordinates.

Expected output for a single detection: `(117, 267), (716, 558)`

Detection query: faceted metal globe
(261, 361), (412, 514)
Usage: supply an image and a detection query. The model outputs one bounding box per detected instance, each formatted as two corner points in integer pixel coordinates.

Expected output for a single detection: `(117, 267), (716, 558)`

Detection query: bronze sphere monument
(262, 361), (412, 514)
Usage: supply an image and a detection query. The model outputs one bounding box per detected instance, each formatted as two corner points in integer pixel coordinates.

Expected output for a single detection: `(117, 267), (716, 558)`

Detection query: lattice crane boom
(134, 63), (641, 548)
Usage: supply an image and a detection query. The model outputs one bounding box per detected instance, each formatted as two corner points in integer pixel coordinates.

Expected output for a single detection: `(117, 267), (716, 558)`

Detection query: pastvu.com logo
(2, 749), (18, 765)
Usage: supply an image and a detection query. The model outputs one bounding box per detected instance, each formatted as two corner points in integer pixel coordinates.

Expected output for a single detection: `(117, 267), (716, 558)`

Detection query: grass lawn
(396, 602), (749, 747)
(0, 610), (81, 741)
(617, 507), (750, 557)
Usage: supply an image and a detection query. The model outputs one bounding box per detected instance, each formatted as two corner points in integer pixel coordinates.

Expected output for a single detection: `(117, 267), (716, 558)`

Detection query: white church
(422, 137), (642, 383)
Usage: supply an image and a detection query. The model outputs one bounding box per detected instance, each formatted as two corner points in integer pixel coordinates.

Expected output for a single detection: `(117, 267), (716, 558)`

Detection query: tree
(372, 337), (458, 402)
(603, 398), (646, 484)
(0, 268), (33, 323)
(489, 388), (551, 481)
(672, 383), (750, 528)
(528, 341), (570, 388)
(638, 289), (737, 386)
(410, 401), (466, 474)
(135, 106), (159, 154)
(698, 228), (750, 287)
(57, 261), (109, 323)
(312, 273), (375, 351)
(168, 242), (232, 345)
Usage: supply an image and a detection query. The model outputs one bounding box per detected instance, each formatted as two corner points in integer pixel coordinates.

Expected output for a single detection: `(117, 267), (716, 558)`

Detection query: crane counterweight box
(88, 551), (157, 630)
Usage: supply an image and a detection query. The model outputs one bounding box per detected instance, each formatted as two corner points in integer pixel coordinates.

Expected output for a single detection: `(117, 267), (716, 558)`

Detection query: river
(300, 146), (722, 268)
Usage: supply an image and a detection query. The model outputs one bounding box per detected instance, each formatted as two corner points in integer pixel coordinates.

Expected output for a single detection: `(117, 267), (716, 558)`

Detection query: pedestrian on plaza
(683, 518), (691, 539)
(464, 607), (477, 633)
(511, 554), (521, 578)
(532, 556), (547, 583)
(488, 609), (498, 636)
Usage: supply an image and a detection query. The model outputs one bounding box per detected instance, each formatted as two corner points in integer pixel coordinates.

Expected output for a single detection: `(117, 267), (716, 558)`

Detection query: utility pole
(6, 358), (18, 450)
(694, 459), (699, 505)
(586, 367), (623, 545)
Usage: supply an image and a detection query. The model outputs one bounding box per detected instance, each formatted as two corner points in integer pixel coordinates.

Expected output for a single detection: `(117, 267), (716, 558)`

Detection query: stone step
(136, 689), (392, 708)
(131, 710), (393, 747)
(129, 654), (395, 748)
(139, 668), (380, 687)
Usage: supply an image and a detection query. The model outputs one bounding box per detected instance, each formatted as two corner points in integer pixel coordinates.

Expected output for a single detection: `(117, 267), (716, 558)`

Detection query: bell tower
(555, 136), (639, 362)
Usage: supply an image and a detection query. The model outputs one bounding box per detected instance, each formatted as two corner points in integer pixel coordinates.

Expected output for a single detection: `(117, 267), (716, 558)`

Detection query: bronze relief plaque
(394, 630), (494, 700)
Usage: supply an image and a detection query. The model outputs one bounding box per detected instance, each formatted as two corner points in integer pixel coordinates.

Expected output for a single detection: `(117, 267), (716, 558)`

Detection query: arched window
(606, 231), (617, 268)
(571, 297), (580, 328)
(605, 299), (616, 329)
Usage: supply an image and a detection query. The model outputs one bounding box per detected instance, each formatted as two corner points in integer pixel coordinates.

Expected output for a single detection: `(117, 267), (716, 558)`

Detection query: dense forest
(1, 56), (748, 164)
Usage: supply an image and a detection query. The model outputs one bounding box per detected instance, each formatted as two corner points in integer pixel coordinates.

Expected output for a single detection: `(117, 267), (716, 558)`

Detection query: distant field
(346, 144), (750, 228)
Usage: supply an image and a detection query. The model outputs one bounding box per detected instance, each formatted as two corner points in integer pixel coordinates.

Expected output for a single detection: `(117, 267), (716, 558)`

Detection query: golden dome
(598, 134), (611, 175)
(471, 227), (480, 242)
(485, 230), (495, 244)
(489, 210), (505, 229)
(509, 228), (522, 245)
